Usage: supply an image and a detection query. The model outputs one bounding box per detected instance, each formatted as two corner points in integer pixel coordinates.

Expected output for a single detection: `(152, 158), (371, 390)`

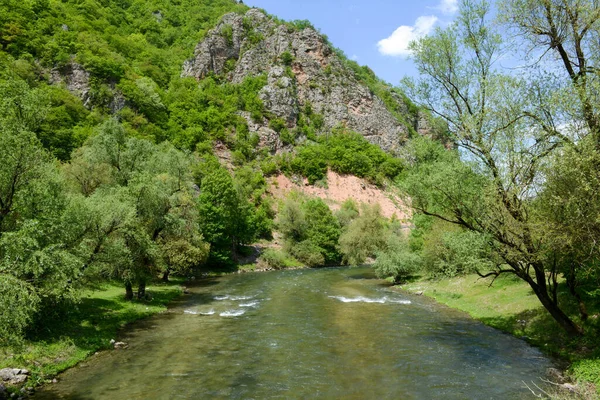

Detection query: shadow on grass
(16, 281), (184, 375)
(480, 306), (600, 363)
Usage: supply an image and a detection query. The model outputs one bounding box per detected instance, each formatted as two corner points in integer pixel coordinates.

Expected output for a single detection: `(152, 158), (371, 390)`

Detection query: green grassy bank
(0, 281), (182, 392)
(401, 274), (600, 398)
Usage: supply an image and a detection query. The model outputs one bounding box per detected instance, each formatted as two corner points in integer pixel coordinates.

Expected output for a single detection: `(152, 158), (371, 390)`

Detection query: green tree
(374, 235), (421, 284)
(69, 119), (209, 295)
(402, 0), (588, 336)
(197, 166), (252, 264)
(339, 204), (387, 265)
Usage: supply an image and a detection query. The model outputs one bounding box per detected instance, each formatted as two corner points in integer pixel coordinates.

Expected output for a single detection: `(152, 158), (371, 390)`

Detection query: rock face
(182, 9), (430, 153)
(49, 61), (126, 113)
(49, 62), (91, 107)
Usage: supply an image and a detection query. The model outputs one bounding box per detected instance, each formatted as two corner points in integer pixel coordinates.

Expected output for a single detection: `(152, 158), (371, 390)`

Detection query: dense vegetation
(0, 0), (411, 353)
(369, 0), (600, 394)
(1, 0), (600, 395)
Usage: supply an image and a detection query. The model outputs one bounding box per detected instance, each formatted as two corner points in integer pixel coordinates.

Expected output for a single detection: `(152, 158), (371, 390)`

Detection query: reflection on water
(36, 267), (552, 399)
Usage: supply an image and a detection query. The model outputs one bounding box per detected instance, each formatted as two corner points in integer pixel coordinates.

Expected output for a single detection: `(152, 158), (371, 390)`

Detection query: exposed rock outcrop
(182, 9), (433, 154)
(0, 368), (29, 385)
(49, 62), (91, 107)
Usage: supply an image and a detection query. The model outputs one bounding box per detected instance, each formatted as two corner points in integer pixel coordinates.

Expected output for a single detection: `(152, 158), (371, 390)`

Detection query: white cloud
(377, 15), (438, 57)
(436, 0), (458, 14)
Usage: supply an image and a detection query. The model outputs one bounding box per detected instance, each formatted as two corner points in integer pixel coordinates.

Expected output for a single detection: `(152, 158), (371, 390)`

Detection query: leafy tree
(302, 198), (341, 264)
(197, 166), (253, 264)
(339, 204), (387, 265)
(278, 196), (307, 243)
(335, 199), (359, 228)
(69, 119), (209, 295)
(402, 0), (590, 336)
(374, 235), (421, 284)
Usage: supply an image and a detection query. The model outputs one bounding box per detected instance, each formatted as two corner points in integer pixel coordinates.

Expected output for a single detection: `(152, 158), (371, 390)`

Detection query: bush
(280, 51), (294, 66)
(374, 236), (421, 283)
(422, 226), (494, 278)
(290, 240), (325, 267)
(258, 248), (289, 270)
(570, 359), (600, 394)
(288, 129), (405, 186)
(277, 194), (341, 266)
(339, 204), (387, 265)
(269, 117), (286, 133)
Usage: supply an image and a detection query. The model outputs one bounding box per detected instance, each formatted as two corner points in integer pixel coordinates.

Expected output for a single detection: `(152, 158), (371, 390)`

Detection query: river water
(36, 267), (552, 399)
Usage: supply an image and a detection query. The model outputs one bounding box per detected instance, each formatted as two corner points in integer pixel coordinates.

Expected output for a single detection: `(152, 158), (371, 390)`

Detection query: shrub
(374, 236), (421, 283)
(258, 248), (288, 270)
(280, 51), (294, 66)
(570, 359), (600, 395)
(290, 240), (325, 267)
(339, 204), (387, 265)
(269, 117), (287, 133)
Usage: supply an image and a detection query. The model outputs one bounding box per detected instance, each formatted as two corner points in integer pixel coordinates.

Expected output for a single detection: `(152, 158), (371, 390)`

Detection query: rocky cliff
(182, 9), (435, 154)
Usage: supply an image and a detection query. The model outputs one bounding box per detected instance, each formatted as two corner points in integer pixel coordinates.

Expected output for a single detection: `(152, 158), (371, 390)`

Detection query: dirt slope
(268, 170), (411, 223)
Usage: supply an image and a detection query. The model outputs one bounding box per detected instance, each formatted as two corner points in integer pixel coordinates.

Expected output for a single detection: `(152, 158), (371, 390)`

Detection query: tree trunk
(137, 281), (146, 300)
(125, 282), (133, 300)
(162, 269), (170, 282)
(529, 271), (583, 336)
(567, 266), (589, 321)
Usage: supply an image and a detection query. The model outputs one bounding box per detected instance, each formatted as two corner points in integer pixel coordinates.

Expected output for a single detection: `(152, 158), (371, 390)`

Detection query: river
(36, 267), (552, 399)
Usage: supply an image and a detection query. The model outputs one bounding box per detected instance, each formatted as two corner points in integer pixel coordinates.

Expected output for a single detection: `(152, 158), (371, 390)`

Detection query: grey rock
(108, 91), (126, 114)
(259, 66), (298, 123)
(113, 341), (128, 349)
(49, 62), (91, 107)
(0, 369), (29, 385)
(182, 9), (429, 154)
(547, 367), (566, 384)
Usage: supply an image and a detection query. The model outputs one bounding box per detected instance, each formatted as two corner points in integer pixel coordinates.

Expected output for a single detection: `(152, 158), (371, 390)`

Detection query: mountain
(0, 0), (444, 160)
(181, 8), (441, 154)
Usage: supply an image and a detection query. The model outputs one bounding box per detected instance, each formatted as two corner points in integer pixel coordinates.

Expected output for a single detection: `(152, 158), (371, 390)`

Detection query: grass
(0, 280), (182, 389)
(401, 274), (600, 398)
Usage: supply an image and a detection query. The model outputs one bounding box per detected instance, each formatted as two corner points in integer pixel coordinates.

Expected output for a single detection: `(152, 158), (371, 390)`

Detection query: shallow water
(36, 267), (552, 399)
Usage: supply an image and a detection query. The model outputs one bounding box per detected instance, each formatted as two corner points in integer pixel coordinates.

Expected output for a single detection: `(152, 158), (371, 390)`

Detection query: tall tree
(68, 119), (209, 297)
(402, 0), (588, 336)
(501, 0), (600, 148)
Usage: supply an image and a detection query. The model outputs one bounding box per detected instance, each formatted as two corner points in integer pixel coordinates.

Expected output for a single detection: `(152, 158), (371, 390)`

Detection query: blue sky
(242, 0), (460, 85)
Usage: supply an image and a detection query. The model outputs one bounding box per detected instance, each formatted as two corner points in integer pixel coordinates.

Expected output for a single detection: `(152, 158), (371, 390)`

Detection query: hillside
(269, 170), (410, 221)
(1, 0), (446, 160)
(0, 0), (435, 349)
(181, 8), (442, 154)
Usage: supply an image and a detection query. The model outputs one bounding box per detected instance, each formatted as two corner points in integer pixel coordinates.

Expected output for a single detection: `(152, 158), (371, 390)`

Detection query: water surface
(37, 267), (552, 399)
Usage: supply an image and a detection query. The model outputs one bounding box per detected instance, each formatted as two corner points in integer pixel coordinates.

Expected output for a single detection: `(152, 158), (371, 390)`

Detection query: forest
(1, 0), (600, 396)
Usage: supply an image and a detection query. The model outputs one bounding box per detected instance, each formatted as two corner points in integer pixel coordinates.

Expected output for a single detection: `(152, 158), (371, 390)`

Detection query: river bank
(400, 274), (600, 398)
(0, 281), (182, 398)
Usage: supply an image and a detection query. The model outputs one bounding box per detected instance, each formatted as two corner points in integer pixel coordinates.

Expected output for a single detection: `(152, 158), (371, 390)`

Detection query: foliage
(287, 129), (405, 185)
(569, 359), (600, 395)
(257, 248), (302, 270)
(69, 119), (210, 294)
(339, 204), (387, 265)
(400, 0), (600, 337)
(278, 194), (341, 266)
(335, 199), (359, 228)
(373, 235), (421, 284)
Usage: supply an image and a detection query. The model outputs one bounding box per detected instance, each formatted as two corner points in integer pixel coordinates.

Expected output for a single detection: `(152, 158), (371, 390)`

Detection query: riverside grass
(402, 274), (600, 396)
(0, 281), (182, 389)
